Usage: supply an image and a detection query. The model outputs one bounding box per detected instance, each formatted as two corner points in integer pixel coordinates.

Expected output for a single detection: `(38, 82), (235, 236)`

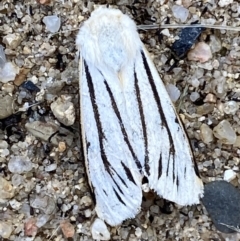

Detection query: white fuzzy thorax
(76, 8), (142, 73)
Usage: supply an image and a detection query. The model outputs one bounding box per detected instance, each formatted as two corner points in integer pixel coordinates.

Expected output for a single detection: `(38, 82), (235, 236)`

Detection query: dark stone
(21, 80), (40, 93)
(171, 25), (205, 58)
(56, 53), (66, 72)
(202, 180), (240, 233)
(0, 113), (22, 130)
(167, 22), (205, 71)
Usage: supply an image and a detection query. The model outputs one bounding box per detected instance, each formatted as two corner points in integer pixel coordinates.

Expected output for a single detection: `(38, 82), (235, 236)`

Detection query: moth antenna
(48, 23), (240, 37)
(176, 84), (190, 114)
(14, 102), (43, 114)
(47, 224), (60, 241)
(52, 27), (82, 36)
(138, 24), (240, 31)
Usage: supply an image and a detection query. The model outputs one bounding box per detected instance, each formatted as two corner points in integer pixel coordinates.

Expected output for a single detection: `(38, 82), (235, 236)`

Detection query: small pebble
(200, 123), (213, 144)
(188, 42), (212, 63)
(21, 80), (40, 93)
(135, 227), (142, 238)
(0, 140), (8, 149)
(0, 221), (13, 239)
(43, 15), (61, 33)
(14, 68), (31, 86)
(37, 0), (51, 4)
(197, 103), (214, 115)
(58, 141), (66, 152)
(3, 33), (22, 49)
(45, 163), (57, 172)
(223, 101), (239, 115)
(190, 92), (200, 102)
(0, 176), (14, 199)
(224, 169), (237, 182)
(218, 0), (233, 7)
(30, 195), (56, 215)
(0, 62), (19, 83)
(165, 84), (180, 102)
(161, 29), (170, 37)
(11, 173), (24, 187)
(80, 196), (92, 206)
(172, 5), (189, 22)
(23, 46), (31, 55)
(41, 78), (64, 95)
(204, 93), (217, 103)
(60, 220), (75, 238)
(0, 148), (9, 157)
(209, 35), (222, 53)
(9, 199), (22, 210)
(36, 214), (50, 228)
(2, 83), (15, 93)
(24, 217), (38, 237)
(150, 205), (160, 214)
(25, 121), (59, 142)
(84, 209), (92, 218)
(202, 181), (240, 233)
(8, 156), (33, 174)
(197, 61), (214, 70)
(213, 120), (236, 145)
(171, 26), (204, 58)
(50, 95), (76, 126)
(91, 218), (110, 240)
(35, 89), (46, 102)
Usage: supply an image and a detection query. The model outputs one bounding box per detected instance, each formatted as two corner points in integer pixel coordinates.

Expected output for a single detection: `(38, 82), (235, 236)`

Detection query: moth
(76, 7), (203, 226)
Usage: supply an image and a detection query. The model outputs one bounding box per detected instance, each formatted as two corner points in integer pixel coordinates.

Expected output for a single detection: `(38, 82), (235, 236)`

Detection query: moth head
(76, 7), (142, 73)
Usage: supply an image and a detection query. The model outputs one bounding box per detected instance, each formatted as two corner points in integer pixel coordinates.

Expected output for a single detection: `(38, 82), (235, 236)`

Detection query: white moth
(76, 7), (203, 226)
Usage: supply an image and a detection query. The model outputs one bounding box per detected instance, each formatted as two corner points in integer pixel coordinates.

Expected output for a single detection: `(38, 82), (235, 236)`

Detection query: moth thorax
(98, 25), (132, 72)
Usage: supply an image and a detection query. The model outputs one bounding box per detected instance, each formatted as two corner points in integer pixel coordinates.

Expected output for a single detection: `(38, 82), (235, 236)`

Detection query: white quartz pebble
(43, 15), (61, 33)
(224, 169), (236, 182)
(91, 218), (110, 240)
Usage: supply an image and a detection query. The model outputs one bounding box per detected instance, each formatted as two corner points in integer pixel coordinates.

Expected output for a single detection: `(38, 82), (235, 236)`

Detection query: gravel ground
(0, 0), (240, 240)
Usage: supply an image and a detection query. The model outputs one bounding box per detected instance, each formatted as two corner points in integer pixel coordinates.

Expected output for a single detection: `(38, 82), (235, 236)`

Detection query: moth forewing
(139, 47), (203, 205)
(76, 7), (203, 226)
(79, 58), (143, 226)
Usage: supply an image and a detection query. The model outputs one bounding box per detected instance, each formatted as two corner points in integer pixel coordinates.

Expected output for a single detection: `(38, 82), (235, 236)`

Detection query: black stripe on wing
(113, 189), (126, 205)
(134, 71), (150, 174)
(104, 80), (142, 171)
(84, 62), (111, 173)
(140, 51), (176, 183)
(121, 161), (137, 185)
(158, 153), (162, 179)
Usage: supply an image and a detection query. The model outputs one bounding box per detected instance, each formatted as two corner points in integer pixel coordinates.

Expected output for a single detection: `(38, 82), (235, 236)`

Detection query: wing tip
(151, 175), (204, 206)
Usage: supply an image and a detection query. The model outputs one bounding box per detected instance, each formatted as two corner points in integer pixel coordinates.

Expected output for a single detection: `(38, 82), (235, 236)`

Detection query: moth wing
(79, 57), (143, 226)
(133, 47), (203, 205)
